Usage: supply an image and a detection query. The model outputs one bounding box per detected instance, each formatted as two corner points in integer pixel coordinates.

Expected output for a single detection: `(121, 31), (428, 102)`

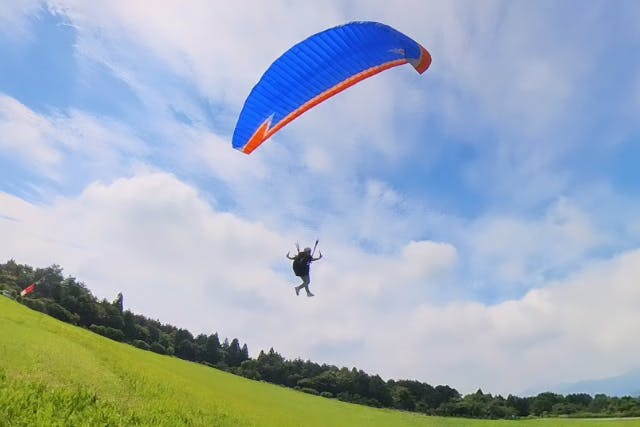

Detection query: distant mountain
(525, 369), (640, 397)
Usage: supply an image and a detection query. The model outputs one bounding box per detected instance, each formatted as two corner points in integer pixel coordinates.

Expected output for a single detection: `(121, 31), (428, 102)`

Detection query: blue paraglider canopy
(232, 21), (431, 154)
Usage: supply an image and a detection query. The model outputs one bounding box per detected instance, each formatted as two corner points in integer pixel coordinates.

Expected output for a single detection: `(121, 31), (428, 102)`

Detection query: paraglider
(286, 240), (322, 297)
(232, 21), (431, 154)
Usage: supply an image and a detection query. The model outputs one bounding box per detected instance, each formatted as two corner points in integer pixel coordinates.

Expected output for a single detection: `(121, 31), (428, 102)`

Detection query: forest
(2, 259), (639, 419)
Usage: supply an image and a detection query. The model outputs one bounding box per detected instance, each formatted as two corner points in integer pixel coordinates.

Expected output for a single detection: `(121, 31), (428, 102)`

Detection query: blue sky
(1, 0), (640, 395)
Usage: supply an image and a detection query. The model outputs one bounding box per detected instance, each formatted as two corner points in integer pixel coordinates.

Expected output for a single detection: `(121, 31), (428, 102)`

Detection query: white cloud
(0, 94), (146, 183)
(0, 173), (287, 324)
(158, 122), (270, 188)
(348, 1), (625, 210)
(0, 95), (61, 171)
(303, 145), (334, 174)
(363, 249), (640, 394)
(47, 0), (344, 107)
(466, 197), (604, 284)
(0, 0), (42, 40)
(401, 240), (458, 281)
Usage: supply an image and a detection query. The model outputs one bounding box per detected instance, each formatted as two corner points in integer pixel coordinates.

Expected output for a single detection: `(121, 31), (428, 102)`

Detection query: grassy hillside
(1, 297), (638, 427)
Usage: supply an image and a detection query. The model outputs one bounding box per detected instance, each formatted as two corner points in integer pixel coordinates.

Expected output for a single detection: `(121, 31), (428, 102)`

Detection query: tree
(121, 310), (140, 340)
(588, 394), (610, 413)
(205, 333), (221, 364)
(350, 368), (370, 398)
(565, 393), (592, 408)
(457, 389), (492, 418)
(507, 394), (530, 417)
(241, 343), (249, 362)
(134, 324), (151, 342)
(256, 348), (287, 384)
(194, 333), (208, 361)
(531, 392), (562, 416)
(46, 302), (80, 324)
(113, 292), (123, 314)
(368, 375), (392, 407)
(175, 339), (196, 361)
(237, 359), (261, 380)
(226, 338), (244, 367)
(174, 328), (194, 348)
(391, 385), (414, 411)
(433, 385), (460, 409)
(150, 342), (167, 354)
(35, 265), (65, 300)
(487, 398), (517, 419)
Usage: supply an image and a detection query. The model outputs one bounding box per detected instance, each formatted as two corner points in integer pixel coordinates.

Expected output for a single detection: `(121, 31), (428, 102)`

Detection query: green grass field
(1, 297), (639, 426)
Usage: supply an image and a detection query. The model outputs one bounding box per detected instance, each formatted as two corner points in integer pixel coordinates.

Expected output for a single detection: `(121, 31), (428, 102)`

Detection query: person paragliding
(287, 241), (322, 297)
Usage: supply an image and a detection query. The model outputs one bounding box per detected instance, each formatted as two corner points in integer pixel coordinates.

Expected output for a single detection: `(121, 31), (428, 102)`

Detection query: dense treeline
(1, 260), (639, 419)
(0, 261), (248, 369)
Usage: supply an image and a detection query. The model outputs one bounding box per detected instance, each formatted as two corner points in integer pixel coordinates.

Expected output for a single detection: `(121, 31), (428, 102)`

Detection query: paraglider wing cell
(232, 21), (431, 154)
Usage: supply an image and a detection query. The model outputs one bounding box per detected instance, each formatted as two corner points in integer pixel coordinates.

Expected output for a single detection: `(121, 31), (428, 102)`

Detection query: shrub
(46, 303), (80, 325)
(300, 387), (319, 396)
(89, 324), (125, 342)
(132, 340), (151, 351)
(150, 342), (167, 354)
(20, 298), (47, 314)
